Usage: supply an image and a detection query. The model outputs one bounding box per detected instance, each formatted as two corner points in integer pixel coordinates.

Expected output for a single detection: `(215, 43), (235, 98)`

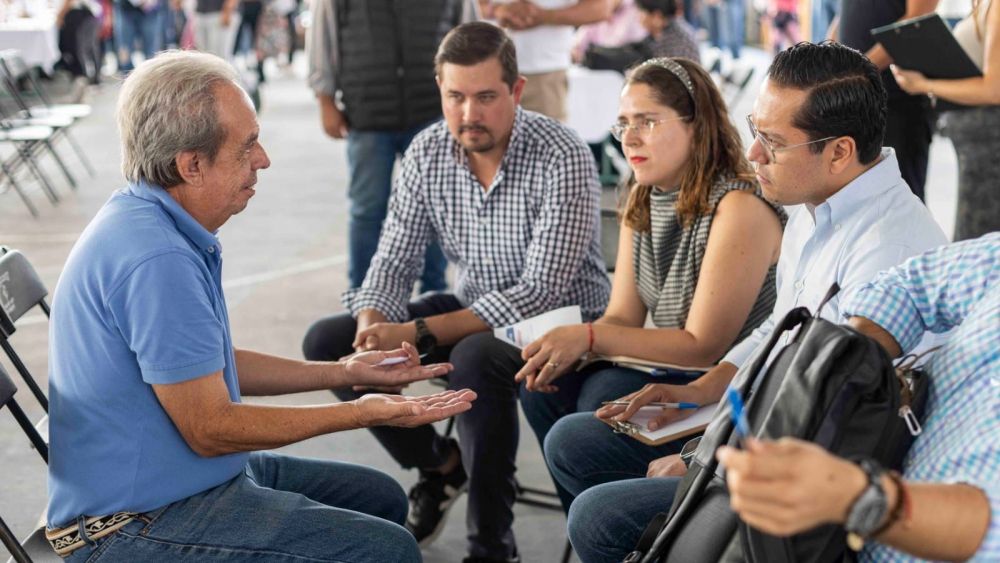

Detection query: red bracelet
(586, 322), (595, 353)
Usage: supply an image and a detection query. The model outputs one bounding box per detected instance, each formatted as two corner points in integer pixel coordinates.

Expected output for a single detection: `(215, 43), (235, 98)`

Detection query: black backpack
(627, 284), (929, 563)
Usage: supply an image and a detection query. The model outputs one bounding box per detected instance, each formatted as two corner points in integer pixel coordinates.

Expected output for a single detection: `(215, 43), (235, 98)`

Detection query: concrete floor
(0, 47), (959, 563)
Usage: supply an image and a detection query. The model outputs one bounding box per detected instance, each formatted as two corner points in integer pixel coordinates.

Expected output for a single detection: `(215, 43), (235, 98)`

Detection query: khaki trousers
(520, 69), (568, 122)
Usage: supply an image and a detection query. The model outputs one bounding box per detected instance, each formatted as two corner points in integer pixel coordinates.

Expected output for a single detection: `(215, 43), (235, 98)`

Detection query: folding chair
(0, 246), (50, 414)
(0, 362), (59, 563)
(0, 120), (62, 215)
(0, 50), (95, 180)
(0, 120), (59, 218)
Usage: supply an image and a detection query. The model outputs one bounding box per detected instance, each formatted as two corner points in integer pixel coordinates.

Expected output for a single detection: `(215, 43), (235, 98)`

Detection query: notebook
(601, 403), (718, 446)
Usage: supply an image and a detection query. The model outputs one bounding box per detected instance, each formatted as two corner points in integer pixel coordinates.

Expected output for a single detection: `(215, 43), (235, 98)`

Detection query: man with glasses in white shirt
(549, 41), (950, 563)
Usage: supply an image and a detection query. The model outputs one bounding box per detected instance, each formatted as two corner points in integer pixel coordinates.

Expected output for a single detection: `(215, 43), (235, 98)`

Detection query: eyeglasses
(610, 115), (691, 142)
(745, 114), (836, 162)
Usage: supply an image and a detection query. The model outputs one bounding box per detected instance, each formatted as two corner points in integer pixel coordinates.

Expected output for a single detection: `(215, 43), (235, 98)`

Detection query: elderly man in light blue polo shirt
(45, 50), (477, 563)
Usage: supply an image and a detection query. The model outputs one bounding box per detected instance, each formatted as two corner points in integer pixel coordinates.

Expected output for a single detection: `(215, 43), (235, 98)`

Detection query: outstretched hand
(352, 389), (477, 428)
(342, 342), (451, 391)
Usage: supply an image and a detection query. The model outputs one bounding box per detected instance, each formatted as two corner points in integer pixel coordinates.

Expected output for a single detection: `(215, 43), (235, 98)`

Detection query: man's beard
(458, 124), (495, 153)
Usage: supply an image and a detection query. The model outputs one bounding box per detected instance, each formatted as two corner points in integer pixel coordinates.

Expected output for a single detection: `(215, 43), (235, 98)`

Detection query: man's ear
(512, 75), (527, 105)
(827, 136), (857, 176)
(175, 150), (202, 186)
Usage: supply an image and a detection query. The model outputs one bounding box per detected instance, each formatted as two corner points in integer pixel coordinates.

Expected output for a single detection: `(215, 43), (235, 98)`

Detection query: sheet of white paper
(627, 403), (719, 442)
(493, 305), (582, 349)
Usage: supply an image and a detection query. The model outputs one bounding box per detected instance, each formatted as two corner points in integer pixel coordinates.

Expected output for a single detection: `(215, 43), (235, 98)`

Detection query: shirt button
(206, 246), (215, 254)
(794, 280), (804, 290)
(483, 258), (494, 266)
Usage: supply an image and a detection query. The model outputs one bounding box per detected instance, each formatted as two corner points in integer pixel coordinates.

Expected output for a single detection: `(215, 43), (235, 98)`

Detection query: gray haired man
(45, 50), (476, 562)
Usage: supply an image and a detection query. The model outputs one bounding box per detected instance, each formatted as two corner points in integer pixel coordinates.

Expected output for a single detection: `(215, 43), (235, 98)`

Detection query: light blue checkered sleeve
(842, 235), (999, 354)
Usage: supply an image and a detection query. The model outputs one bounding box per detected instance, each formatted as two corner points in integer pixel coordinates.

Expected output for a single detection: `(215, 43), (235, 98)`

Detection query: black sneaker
(405, 462), (468, 546)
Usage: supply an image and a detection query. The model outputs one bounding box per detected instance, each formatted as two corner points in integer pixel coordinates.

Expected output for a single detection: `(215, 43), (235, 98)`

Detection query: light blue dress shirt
(843, 234), (1000, 562)
(722, 149), (948, 369)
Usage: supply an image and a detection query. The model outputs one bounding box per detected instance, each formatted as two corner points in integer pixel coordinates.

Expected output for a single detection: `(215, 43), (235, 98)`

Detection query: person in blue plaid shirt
(302, 21), (611, 563)
(720, 232), (999, 562)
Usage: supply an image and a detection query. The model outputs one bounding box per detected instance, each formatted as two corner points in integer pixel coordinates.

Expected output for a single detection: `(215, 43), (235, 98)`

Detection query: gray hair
(116, 50), (240, 188)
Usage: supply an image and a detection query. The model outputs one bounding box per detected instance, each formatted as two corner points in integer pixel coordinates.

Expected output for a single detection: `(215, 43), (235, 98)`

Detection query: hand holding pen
(595, 382), (710, 431)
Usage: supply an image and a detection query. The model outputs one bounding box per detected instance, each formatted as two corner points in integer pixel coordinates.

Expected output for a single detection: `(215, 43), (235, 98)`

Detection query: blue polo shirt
(47, 181), (247, 527)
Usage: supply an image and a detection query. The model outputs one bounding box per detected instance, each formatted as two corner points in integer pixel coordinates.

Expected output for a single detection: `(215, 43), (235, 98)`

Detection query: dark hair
(636, 0), (679, 16)
(621, 58), (754, 231)
(434, 21), (518, 89)
(767, 41), (887, 164)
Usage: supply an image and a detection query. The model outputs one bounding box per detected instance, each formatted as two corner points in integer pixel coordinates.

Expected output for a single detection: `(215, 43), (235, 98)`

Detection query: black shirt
(838, 0), (908, 99)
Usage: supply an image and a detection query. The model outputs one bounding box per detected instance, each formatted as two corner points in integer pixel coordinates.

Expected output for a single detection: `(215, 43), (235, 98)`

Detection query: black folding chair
(0, 246), (50, 414)
(0, 362), (58, 563)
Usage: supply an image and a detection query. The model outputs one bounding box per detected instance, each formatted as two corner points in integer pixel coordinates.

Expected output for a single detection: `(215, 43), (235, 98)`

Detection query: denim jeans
(568, 476), (681, 563)
(345, 125), (447, 292)
(810, 0), (839, 42)
(520, 365), (693, 510)
(114, 3), (163, 73)
(302, 293), (527, 560)
(703, 0), (743, 59)
(65, 452), (419, 562)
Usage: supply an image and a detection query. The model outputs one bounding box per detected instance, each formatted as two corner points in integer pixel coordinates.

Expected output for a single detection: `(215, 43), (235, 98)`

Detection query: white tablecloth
(566, 66), (625, 144)
(0, 16), (59, 72)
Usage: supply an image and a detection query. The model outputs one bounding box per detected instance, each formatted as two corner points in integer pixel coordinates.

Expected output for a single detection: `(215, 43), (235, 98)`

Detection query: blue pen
(726, 387), (752, 447)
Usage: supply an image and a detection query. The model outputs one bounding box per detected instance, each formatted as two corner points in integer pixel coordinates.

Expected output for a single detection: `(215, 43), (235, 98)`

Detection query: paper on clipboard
(494, 306), (582, 349)
(602, 403), (718, 446)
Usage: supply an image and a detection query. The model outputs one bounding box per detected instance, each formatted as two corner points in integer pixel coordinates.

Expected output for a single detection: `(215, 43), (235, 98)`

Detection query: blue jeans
(113, 3), (163, 73)
(345, 124), (447, 291)
(520, 365), (692, 510)
(568, 476), (681, 563)
(66, 452), (419, 562)
(704, 0), (743, 59)
(810, 0), (839, 42)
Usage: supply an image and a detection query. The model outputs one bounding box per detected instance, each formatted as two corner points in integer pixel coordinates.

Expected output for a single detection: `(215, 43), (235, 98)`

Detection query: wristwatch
(845, 458), (889, 550)
(413, 317), (437, 355)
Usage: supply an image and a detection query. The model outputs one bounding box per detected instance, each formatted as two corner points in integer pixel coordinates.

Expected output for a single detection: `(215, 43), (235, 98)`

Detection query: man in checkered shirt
(721, 233), (1000, 562)
(302, 21), (610, 563)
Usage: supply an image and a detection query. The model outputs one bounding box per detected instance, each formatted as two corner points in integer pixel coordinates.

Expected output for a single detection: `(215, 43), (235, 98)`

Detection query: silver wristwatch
(845, 458), (889, 543)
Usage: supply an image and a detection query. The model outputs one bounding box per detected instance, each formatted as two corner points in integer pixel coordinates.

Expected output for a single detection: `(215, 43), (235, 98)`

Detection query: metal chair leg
(1, 163), (39, 217)
(43, 139), (77, 189)
(561, 538), (573, 563)
(17, 143), (59, 203)
(63, 128), (96, 177)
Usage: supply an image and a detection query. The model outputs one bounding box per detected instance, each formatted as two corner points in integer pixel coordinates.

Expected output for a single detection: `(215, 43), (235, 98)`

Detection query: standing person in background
(703, 0), (743, 68)
(113, 0), (164, 74)
(892, 0), (1000, 240)
(482, 0), (614, 121)
(307, 0), (470, 292)
(193, 0), (239, 58)
(572, 0), (647, 63)
(767, 0), (801, 54)
(811, 0), (838, 41)
(233, 0), (264, 83)
(56, 0), (102, 91)
(833, 0), (939, 201)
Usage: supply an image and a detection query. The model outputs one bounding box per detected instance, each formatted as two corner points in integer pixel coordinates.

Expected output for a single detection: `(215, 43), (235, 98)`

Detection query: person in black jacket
(307, 0), (475, 291)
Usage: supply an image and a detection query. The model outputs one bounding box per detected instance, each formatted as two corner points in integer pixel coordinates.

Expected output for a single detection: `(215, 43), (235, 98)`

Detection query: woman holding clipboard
(892, 0), (1000, 240)
(513, 57), (786, 511)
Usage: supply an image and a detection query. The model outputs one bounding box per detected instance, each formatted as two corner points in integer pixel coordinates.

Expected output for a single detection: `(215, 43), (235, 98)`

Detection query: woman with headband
(515, 56), (786, 511)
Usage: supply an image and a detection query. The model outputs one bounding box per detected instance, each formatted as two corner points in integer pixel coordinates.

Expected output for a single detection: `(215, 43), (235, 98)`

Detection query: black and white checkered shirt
(342, 107), (611, 327)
